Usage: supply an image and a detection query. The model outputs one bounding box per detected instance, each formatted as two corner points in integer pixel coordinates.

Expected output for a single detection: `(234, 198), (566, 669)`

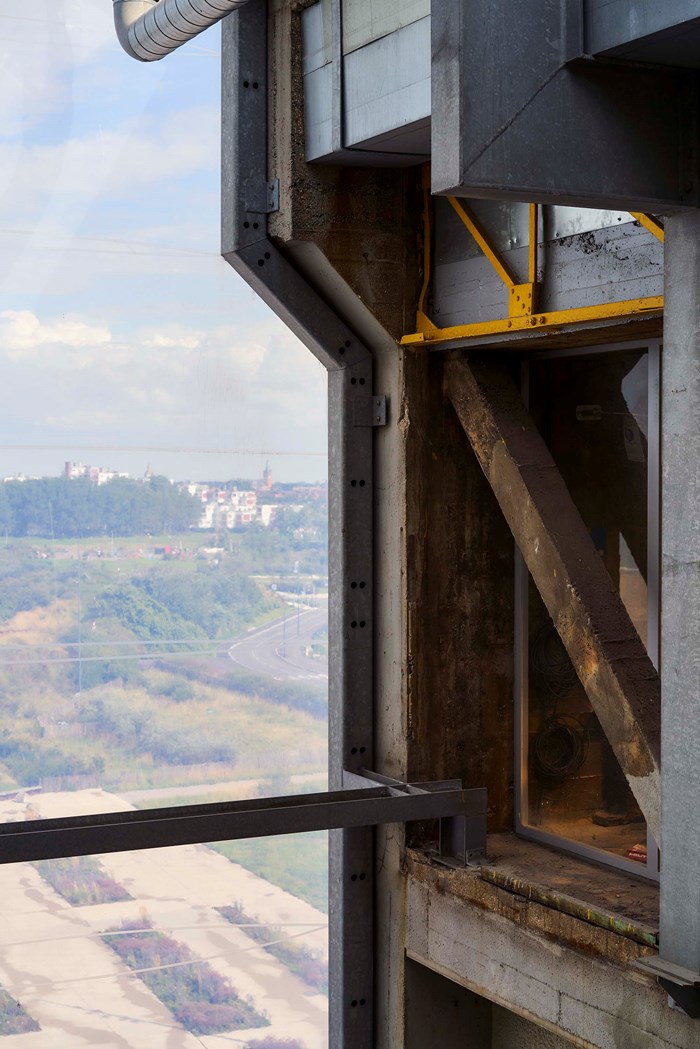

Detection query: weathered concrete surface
(406, 855), (700, 1049)
(659, 212), (700, 975)
(373, 333), (410, 1049)
(268, 0), (422, 342)
(445, 356), (661, 842)
(403, 349), (515, 831)
(481, 834), (659, 944)
(492, 1005), (574, 1048)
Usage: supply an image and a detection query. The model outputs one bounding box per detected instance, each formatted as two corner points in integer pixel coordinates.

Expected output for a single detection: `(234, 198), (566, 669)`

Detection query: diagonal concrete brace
(445, 357), (660, 843)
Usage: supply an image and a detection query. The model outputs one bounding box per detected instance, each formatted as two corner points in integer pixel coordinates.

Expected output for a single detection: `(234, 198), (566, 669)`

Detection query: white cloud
(0, 12), (325, 482)
(142, 331), (204, 350)
(0, 104), (219, 226)
(0, 308), (111, 361)
(0, 3), (117, 139)
(0, 309), (326, 465)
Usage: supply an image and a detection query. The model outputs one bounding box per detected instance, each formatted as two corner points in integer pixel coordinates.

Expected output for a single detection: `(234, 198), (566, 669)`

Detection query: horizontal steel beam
(0, 779), (486, 865)
(402, 297), (664, 348)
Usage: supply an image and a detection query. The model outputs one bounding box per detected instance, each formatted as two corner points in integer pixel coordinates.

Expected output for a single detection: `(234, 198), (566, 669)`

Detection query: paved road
(228, 601), (328, 681)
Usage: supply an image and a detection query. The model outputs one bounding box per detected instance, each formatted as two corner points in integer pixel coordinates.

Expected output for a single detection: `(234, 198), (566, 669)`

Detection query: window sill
(406, 832), (659, 965)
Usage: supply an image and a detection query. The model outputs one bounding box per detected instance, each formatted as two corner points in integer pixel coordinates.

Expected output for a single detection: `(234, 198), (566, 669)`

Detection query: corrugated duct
(113, 0), (251, 61)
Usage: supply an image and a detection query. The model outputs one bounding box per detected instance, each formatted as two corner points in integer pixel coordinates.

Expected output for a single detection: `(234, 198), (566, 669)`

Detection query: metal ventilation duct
(113, 0), (251, 61)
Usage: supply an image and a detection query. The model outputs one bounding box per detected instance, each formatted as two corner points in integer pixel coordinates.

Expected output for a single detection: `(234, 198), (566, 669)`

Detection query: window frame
(514, 338), (662, 881)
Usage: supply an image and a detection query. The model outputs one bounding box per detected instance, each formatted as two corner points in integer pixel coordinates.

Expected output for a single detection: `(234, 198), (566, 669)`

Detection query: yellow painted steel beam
(629, 212), (665, 243)
(447, 197), (516, 288)
(528, 203), (538, 285)
(401, 296), (664, 347)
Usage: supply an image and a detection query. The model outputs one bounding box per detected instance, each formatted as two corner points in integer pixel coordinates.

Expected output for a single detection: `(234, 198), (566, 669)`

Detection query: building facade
(220, 2), (700, 1047)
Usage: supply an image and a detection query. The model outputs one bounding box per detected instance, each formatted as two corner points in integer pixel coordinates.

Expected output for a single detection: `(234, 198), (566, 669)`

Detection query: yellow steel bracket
(402, 193), (667, 344)
(629, 212), (665, 243)
(447, 197), (517, 288)
(449, 198), (539, 318)
(403, 194), (663, 349)
(401, 296), (664, 347)
(509, 283), (535, 317)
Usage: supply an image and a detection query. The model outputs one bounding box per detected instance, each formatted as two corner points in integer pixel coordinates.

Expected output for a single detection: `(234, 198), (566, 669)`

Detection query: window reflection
(520, 349), (656, 874)
(0, 838), (328, 1046)
(0, 6), (329, 1045)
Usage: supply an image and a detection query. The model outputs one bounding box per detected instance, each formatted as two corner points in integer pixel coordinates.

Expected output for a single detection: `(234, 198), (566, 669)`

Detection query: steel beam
(221, 7), (376, 1046)
(401, 296), (664, 348)
(445, 357), (661, 842)
(0, 780), (485, 865)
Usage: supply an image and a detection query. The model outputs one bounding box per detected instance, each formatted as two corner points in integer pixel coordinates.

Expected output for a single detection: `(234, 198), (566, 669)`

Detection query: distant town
(1, 461), (327, 533)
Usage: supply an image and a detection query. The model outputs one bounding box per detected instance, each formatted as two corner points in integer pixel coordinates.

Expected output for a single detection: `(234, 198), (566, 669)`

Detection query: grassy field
(0, 990), (39, 1036)
(0, 597), (326, 794)
(211, 831), (328, 914)
(103, 918), (269, 1036)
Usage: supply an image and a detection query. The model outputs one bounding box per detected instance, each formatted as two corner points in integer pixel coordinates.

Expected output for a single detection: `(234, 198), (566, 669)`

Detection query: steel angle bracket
(635, 956), (700, 1020)
(245, 178), (280, 215)
(352, 395), (387, 427)
(344, 770), (487, 868)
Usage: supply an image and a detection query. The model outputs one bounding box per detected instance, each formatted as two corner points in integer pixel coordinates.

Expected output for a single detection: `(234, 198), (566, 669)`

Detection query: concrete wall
(270, 1), (423, 339)
(406, 958), (575, 1048)
(407, 865), (700, 1049)
(402, 349), (515, 829)
(492, 1005), (572, 1049)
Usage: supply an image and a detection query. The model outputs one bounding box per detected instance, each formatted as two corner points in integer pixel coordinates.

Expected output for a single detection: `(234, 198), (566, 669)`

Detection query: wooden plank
(445, 357), (661, 842)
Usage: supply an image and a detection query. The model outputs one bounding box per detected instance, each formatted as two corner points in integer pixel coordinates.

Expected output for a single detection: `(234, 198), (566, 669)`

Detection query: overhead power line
(0, 444), (325, 456)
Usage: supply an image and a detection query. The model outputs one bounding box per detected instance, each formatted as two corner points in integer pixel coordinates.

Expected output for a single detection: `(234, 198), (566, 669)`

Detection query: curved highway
(228, 599), (328, 681)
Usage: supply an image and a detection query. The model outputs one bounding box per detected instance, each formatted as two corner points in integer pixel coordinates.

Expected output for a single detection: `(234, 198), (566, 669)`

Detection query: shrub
(0, 989), (40, 1035)
(33, 856), (130, 906)
(218, 904), (328, 995)
(159, 678), (195, 702)
(0, 739), (104, 785)
(103, 918), (268, 1036)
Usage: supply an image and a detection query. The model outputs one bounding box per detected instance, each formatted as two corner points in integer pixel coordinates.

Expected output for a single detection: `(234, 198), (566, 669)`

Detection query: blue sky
(0, 2), (327, 483)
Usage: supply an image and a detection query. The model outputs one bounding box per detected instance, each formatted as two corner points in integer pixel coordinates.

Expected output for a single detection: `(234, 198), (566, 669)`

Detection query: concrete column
(660, 212), (700, 973)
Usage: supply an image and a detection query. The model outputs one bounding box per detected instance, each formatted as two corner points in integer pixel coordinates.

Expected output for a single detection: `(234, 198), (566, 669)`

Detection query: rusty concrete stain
(402, 351), (515, 830)
(406, 850), (656, 969)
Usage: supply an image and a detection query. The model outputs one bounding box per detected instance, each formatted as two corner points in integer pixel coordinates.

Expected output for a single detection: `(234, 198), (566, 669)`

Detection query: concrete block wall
(406, 872), (700, 1049)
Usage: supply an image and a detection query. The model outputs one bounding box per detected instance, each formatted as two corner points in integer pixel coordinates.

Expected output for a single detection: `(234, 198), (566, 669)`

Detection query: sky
(0, 2), (328, 484)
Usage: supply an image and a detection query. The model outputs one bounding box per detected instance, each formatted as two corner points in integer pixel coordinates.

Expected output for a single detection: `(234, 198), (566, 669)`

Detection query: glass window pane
(0, 6), (328, 817)
(520, 349), (656, 874)
(0, 839), (328, 1047)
